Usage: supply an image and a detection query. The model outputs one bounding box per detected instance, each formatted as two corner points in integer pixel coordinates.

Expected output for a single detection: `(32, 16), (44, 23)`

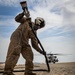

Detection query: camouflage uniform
(3, 12), (43, 75)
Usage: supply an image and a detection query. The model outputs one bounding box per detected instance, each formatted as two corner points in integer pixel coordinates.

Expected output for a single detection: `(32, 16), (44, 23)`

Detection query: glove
(41, 51), (46, 55)
(23, 11), (30, 17)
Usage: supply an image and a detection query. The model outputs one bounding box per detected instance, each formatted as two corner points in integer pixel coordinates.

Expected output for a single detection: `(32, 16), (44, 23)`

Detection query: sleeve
(15, 12), (25, 23)
(29, 29), (43, 54)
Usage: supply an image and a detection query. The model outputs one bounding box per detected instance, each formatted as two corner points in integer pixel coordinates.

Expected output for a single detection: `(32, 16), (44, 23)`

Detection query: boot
(25, 72), (36, 75)
(3, 71), (15, 75)
(29, 72), (36, 75)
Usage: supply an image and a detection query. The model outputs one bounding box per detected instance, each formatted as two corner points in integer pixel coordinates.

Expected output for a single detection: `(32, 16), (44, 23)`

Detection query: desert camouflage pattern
(3, 13), (43, 75)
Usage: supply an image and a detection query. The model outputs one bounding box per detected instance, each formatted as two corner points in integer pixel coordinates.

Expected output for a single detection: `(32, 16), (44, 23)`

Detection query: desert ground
(0, 62), (75, 75)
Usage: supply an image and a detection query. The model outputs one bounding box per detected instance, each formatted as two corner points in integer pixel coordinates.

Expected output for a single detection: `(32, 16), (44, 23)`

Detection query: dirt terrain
(0, 62), (75, 75)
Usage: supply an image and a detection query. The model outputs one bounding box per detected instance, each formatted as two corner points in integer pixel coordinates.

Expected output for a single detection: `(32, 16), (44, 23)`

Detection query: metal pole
(28, 24), (50, 72)
(0, 69), (49, 73)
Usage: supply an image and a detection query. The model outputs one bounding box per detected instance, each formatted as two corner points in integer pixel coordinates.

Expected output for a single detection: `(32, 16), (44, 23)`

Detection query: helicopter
(47, 53), (59, 64)
(47, 53), (72, 64)
(35, 53), (71, 64)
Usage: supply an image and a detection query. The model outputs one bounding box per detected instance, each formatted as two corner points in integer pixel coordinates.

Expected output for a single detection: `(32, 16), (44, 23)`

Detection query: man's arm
(15, 12), (25, 23)
(29, 29), (44, 55)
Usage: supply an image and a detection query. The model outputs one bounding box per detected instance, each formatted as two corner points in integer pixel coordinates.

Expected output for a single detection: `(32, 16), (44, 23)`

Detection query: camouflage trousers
(4, 30), (34, 74)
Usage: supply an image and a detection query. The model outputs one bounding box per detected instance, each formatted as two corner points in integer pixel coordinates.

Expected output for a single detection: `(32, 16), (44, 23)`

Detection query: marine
(3, 12), (45, 75)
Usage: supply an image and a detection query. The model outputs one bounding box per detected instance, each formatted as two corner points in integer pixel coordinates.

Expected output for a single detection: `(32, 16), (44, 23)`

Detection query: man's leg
(21, 46), (36, 75)
(3, 30), (22, 75)
(3, 41), (21, 75)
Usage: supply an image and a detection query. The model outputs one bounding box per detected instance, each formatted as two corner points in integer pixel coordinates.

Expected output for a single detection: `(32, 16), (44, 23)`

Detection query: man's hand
(41, 51), (46, 55)
(23, 11), (30, 17)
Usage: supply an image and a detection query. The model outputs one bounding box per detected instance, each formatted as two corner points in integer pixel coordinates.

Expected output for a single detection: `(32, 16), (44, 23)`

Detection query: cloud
(0, 0), (75, 63)
(0, 37), (10, 62)
(0, 15), (19, 38)
(38, 26), (75, 39)
(63, 0), (75, 13)
(0, 0), (20, 6)
(0, 0), (75, 44)
(0, 15), (18, 26)
(62, 7), (75, 25)
(40, 36), (75, 54)
(0, 25), (15, 38)
(0, 0), (75, 27)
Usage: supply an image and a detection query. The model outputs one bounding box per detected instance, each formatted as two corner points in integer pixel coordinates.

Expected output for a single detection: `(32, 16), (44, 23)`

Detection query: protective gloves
(41, 51), (46, 55)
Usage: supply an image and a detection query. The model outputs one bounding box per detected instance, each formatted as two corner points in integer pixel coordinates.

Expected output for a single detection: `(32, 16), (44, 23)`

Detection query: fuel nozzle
(20, 1), (30, 17)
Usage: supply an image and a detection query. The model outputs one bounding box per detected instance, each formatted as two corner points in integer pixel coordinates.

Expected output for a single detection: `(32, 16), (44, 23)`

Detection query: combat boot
(29, 72), (36, 75)
(3, 72), (15, 75)
(25, 72), (36, 75)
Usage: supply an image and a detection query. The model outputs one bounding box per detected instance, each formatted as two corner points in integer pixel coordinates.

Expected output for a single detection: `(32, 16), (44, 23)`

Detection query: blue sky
(0, 0), (75, 64)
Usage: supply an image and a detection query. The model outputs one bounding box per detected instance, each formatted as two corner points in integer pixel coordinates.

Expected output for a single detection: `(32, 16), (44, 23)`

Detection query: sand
(0, 62), (75, 75)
